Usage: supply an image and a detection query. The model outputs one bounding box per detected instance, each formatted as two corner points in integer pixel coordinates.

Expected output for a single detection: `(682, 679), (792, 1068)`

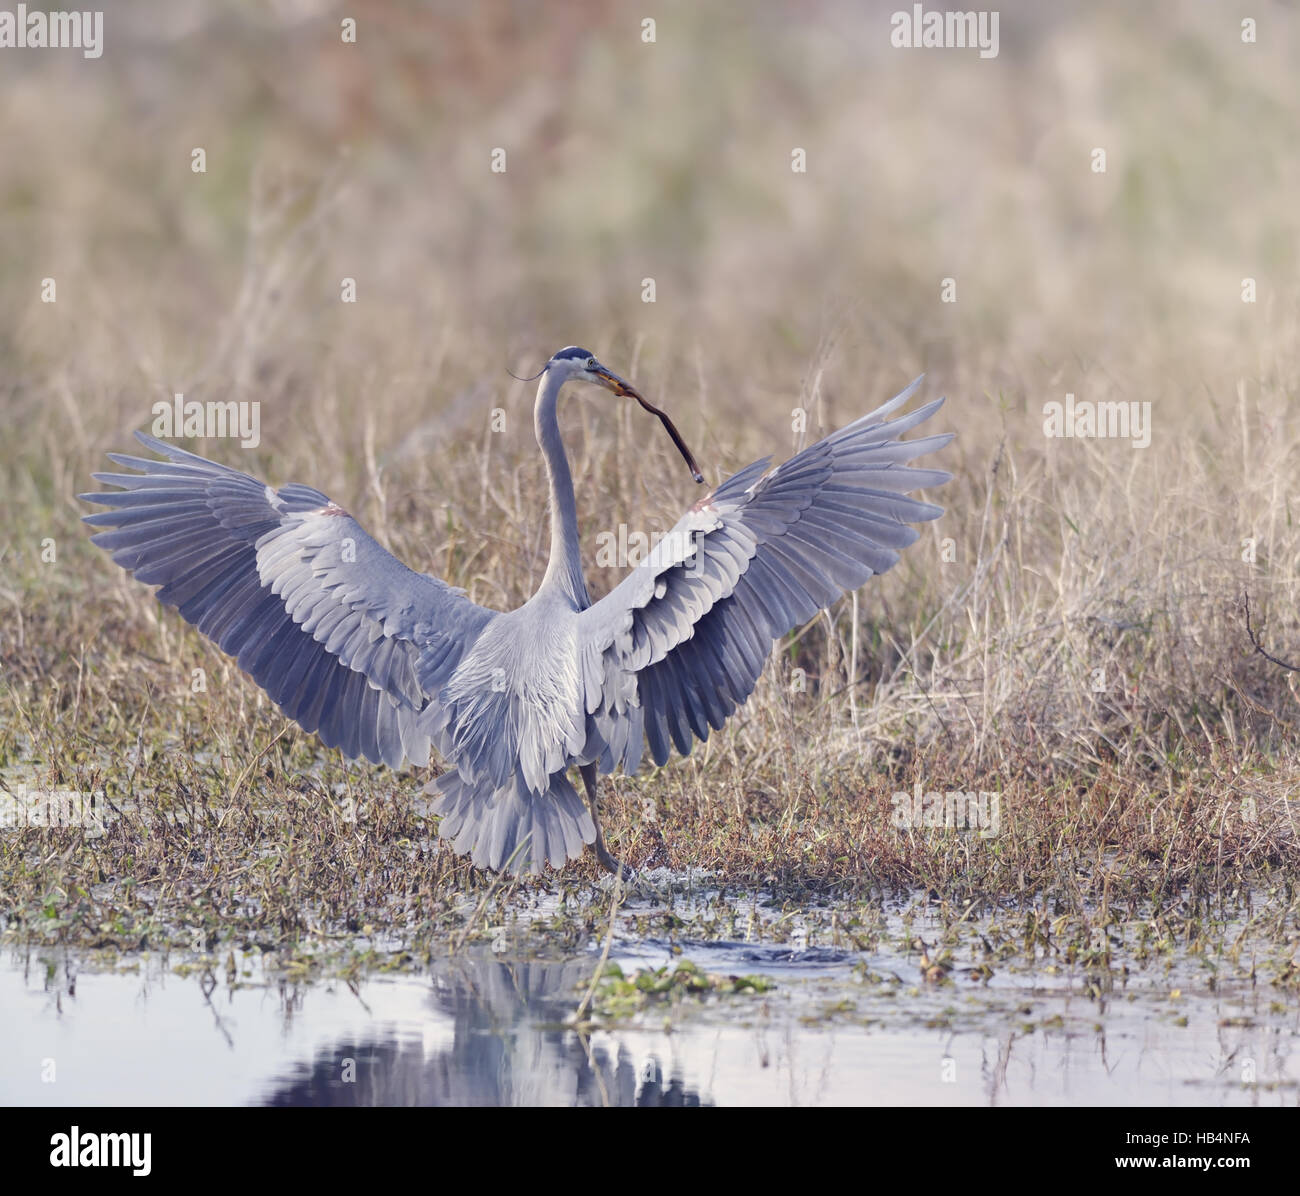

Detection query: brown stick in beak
(610, 380), (703, 485)
(631, 391), (704, 484)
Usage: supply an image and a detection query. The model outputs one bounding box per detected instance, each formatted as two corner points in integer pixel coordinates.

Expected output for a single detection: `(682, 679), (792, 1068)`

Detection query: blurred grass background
(3, 0), (1300, 896)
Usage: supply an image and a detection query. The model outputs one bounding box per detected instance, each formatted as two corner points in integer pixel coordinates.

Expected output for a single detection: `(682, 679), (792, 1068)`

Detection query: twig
(1243, 590), (1300, 672)
(452, 838), (529, 953)
(228, 722), (294, 804)
(573, 872), (625, 1023)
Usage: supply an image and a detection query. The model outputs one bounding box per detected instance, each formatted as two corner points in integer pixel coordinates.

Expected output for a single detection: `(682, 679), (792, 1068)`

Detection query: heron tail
(424, 768), (596, 874)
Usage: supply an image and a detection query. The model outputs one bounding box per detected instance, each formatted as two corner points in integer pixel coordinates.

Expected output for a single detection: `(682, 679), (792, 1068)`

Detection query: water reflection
(2, 938), (1296, 1107)
(260, 957), (709, 1107)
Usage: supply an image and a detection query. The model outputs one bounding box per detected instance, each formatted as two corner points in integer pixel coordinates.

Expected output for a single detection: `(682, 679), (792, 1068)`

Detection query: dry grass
(3, 1), (1300, 957)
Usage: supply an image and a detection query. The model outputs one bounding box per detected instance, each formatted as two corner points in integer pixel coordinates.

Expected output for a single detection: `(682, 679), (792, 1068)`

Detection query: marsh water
(3, 889), (1297, 1107)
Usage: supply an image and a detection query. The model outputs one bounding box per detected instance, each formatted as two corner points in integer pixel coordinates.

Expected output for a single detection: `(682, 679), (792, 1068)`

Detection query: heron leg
(579, 763), (635, 882)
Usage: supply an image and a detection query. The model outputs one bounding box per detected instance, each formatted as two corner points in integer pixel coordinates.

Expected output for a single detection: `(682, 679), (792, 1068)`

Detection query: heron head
(546, 346), (704, 483)
(547, 346), (635, 396)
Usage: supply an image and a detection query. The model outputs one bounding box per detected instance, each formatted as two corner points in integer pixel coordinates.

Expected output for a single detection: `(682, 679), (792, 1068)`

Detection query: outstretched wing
(577, 377), (951, 773)
(80, 433), (493, 768)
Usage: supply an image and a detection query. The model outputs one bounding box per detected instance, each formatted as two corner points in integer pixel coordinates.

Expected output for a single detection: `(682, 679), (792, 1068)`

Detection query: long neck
(534, 370), (589, 606)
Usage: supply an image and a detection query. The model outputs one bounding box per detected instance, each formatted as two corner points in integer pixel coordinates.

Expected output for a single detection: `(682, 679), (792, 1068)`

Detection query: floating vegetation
(585, 958), (775, 1022)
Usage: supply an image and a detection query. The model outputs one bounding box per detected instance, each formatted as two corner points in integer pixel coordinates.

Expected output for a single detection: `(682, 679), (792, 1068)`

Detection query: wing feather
(80, 432), (492, 768)
(578, 377), (952, 772)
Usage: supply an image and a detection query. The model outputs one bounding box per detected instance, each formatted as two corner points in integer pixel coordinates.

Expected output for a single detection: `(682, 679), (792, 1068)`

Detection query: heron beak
(590, 363), (638, 399)
(593, 364), (704, 485)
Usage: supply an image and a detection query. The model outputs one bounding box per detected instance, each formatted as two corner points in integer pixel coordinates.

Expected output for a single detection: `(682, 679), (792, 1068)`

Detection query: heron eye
(587, 358), (596, 370)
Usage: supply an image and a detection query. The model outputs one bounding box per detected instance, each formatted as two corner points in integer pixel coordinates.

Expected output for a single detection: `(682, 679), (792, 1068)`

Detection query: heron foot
(594, 837), (637, 884)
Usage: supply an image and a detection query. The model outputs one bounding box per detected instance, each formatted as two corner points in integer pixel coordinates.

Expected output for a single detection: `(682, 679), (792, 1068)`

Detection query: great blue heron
(81, 347), (951, 877)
